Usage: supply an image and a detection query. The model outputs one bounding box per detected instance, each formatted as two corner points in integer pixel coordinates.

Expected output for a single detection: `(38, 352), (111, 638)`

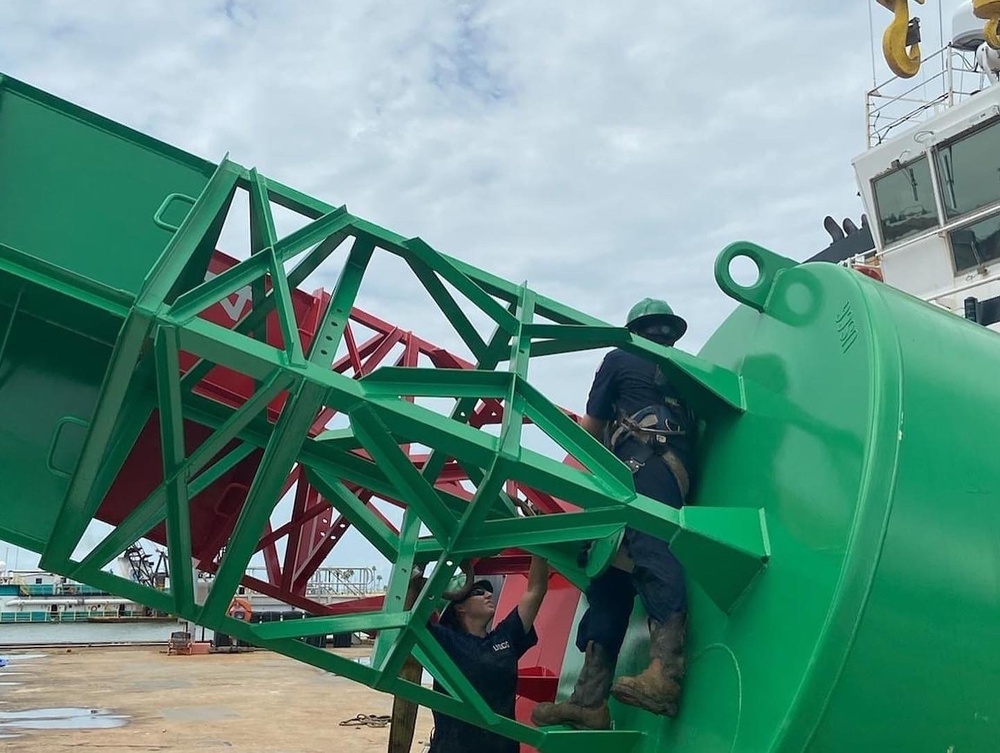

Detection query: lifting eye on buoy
(974, 0), (1000, 49)
(877, 0), (925, 78)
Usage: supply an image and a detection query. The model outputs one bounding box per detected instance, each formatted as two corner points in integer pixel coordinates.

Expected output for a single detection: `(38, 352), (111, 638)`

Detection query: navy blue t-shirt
(427, 608), (538, 753)
(586, 348), (669, 421)
(585, 348), (695, 469)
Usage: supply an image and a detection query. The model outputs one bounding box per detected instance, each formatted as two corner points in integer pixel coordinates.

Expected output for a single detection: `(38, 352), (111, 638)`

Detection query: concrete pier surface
(0, 645), (434, 752)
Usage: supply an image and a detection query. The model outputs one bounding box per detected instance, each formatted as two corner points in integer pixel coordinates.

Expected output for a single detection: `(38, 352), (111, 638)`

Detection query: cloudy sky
(0, 2), (968, 576)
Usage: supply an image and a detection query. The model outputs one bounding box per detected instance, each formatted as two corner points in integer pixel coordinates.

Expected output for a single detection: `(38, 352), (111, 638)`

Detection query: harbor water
(0, 620), (188, 647)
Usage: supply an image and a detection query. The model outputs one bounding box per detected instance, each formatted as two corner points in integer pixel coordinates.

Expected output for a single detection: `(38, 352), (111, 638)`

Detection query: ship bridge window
(949, 214), (1000, 272)
(873, 156), (938, 246)
(936, 119), (1000, 219)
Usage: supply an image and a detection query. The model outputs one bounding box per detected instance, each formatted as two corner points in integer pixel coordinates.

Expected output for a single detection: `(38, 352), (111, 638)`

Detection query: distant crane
(121, 544), (169, 591)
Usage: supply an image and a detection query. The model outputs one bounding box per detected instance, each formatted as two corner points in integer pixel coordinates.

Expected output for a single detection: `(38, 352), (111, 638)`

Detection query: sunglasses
(640, 324), (676, 338)
(468, 587), (491, 598)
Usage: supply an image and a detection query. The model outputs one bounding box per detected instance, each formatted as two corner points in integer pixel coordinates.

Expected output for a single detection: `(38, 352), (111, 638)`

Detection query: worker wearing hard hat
(532, 298), (695, 730)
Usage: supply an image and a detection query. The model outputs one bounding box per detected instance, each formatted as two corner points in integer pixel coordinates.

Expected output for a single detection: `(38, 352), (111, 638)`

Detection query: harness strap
(610, 406), (691, 499)
(622, 443), (690, 500)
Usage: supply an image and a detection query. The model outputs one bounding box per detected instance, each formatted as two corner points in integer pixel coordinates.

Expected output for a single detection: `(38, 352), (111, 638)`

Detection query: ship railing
(17, 583), (111, 597)
(242, 565), (379, 598)
(0, 609), (151, 623)
(866, 44), (994, 147)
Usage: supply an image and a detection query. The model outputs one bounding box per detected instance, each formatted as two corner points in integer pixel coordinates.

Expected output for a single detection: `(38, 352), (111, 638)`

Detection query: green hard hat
(625, 298), (688, 340)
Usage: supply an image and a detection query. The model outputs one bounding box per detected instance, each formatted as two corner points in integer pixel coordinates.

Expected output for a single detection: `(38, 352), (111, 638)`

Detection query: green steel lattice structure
(0, 73), (768, 753)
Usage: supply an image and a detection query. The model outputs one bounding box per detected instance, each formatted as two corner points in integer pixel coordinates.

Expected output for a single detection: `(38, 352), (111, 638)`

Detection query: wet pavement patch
(0, 707), (129, 730)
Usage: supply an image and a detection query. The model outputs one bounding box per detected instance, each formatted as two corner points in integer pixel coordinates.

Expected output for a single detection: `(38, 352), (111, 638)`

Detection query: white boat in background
(812, 1), (1000, 334)
(0, 558), (173, 625)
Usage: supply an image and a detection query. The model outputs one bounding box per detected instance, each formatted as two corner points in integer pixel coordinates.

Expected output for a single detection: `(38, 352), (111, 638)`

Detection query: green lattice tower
(0, 73), (768, 752)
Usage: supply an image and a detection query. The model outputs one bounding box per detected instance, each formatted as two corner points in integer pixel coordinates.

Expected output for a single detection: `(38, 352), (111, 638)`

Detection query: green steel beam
(169, 251), (272, 323)
(286, 231), (353, 290)
(307, 235), (376, 366)
(175, 230), (365, 394)
(40, 310), (153, 570)
(248, 169), (277, 251)
(350, 405), (456, 542)
(272, 206), (353, 263)
(402, 237), (518, 336)
(416, 326), (514, 485)
(450, 510), (625, 554)
(374, 549), (471, 686)
(188, 442), (258, 496)
(362, 367), (513, 400)
(251, 610), (410, 640)
(138, 158), (240, 308)
(200, 380), (328, 621)
(405, 618), (496, 722)
(80, 568), (178, 617)
(0, 241), (132, 317)
(66, 366), (160, 575)
(74, 372), (290, 574)
(307, 469), (399, 561)
(406, 256), (489, 361)
(376, 284), (542, 688)
(267, 245), (305, 365)
(519, 376), (634, 490)
(178, 387), (475, 520)
(262, 177), (336, 220)
(445, 254), (601, 322)
(371, 508), (423, 670)
(154, 325), (195, 614)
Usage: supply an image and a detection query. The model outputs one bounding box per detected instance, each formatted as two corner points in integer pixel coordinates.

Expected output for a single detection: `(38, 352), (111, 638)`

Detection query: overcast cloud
(0, 2), (963, 574)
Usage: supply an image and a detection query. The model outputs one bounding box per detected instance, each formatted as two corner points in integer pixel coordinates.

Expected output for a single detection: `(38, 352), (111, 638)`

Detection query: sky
(0, 1), (969, 579)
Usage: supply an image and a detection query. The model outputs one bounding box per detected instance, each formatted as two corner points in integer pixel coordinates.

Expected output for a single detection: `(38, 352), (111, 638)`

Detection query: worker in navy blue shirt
(427, 556), (549, 753)
(532, 298), (695, 730)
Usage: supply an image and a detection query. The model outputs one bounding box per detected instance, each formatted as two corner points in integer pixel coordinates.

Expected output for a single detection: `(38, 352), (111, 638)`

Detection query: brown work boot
(531, 642), (615, 730)
(610, 612), (686, 717)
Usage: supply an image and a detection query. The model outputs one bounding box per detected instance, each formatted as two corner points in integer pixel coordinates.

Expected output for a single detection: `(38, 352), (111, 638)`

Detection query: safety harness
(607, 378), (694, 500)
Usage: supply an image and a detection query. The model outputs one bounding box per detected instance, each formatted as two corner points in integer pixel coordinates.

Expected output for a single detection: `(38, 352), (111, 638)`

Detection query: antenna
(869, 1), (879, 87)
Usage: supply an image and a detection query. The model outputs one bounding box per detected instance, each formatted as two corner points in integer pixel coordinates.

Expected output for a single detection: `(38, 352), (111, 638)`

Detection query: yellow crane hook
(974, 0), (1000, 49)
(877, 0), (925, 79)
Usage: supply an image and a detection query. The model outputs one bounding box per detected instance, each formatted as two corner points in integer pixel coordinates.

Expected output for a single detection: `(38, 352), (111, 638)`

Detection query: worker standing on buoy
(533, 298), (695, 729)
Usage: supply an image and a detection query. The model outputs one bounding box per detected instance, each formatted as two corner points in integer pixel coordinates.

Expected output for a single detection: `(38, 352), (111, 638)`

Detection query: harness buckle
(625, 457), (645, 473)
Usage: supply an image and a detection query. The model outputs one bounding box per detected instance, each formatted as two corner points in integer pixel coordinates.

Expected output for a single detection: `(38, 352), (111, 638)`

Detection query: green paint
(2, 72), (995, 753)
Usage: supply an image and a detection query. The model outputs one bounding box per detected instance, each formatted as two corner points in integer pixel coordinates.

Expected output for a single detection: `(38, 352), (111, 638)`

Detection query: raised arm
(517, 555), (549, 633)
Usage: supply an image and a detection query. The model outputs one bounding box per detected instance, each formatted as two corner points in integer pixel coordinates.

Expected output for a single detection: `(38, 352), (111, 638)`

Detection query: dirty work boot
(531, 642), (615, 730)
(610, 612), (686, 717)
